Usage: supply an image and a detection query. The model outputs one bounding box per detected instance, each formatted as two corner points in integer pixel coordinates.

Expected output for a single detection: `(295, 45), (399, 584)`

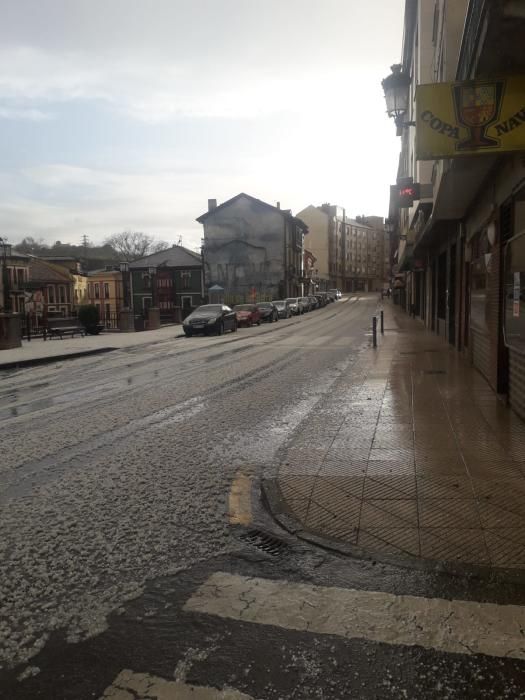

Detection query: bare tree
(104, 231), (169, 261)
(14, 236), (49, 254)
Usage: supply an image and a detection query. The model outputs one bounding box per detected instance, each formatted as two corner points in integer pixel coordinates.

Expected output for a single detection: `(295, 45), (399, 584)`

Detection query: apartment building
(298, 204), (389, 292)
(386, 0), (525, 418)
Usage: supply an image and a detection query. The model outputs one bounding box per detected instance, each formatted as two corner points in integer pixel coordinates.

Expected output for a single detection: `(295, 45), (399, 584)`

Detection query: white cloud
(0, 1), (405, 248)
(0, 106), (53, 121)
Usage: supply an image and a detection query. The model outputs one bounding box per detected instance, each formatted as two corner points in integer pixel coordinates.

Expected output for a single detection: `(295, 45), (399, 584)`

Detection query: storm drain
(239, 529), (288, 557)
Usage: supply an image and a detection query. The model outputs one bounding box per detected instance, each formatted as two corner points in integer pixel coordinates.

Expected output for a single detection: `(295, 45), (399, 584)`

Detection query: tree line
(14, 231), (170, 269)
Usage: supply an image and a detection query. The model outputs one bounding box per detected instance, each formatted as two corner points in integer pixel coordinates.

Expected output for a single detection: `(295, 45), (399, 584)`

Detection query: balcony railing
(457, 0), (489, 80)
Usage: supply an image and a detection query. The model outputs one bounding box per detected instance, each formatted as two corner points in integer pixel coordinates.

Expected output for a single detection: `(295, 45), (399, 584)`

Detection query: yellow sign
(415, 77), (525, 160)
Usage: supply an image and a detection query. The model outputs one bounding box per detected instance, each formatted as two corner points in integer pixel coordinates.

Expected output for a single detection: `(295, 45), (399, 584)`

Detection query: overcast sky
(1, 0), (404, 250)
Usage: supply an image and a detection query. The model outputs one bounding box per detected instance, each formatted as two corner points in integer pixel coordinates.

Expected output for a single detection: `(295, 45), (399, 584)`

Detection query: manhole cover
(423, 370), (447, 375)
(239, 529), (288, 556)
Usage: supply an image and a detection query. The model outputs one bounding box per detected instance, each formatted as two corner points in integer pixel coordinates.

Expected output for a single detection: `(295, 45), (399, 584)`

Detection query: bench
(47, 318), (86, 339)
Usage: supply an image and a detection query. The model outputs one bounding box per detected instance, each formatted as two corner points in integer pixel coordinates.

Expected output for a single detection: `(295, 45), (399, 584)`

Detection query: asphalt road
(1, 295), (525, 699)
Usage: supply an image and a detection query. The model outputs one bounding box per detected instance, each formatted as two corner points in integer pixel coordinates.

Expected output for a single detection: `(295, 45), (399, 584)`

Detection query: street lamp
(0, 237), (11, 313)
(381, 64), (415, 129)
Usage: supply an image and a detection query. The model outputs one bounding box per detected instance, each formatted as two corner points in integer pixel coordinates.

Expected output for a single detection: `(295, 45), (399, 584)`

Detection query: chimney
(208, 198), (217, 212)
(276, 201), (280, 210)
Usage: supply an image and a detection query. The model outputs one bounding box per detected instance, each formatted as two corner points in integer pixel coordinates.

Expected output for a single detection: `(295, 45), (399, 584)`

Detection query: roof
(7, 250), (31, 262)
(87, 268), (121, 276)
(196, 192), (308, 231)
(129, 245), (202, 269)
(28, 256), (74, 284)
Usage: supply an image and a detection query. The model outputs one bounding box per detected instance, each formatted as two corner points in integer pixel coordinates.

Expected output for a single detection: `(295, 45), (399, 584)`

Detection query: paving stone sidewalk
(275, 303), (525, 570)
(0, 324), (182, 369)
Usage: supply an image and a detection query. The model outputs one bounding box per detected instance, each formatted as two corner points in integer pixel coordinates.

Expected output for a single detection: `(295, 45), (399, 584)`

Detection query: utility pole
(81, 235), (89, 260)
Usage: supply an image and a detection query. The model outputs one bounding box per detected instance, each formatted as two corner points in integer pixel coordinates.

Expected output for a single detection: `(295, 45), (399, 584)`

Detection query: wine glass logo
(453, 80), (504, 151)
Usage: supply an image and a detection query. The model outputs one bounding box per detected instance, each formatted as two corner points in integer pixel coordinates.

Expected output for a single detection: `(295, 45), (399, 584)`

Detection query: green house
(129, 245), (203, 321)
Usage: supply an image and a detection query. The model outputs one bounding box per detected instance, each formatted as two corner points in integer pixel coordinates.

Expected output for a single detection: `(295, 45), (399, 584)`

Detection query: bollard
(372, 316), (377, 348)
(380, 310), (384, 334)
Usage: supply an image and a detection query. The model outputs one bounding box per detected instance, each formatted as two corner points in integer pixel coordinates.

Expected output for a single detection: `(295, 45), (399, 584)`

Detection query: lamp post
(381, 64), (415, 130)
(0, 237), (11, 313)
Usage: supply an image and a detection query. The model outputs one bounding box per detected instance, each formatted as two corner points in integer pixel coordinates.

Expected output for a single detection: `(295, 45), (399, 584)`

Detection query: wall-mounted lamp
(382, 64), (415, 130)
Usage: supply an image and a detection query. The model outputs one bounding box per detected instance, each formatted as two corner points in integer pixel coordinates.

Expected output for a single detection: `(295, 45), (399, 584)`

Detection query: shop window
(504, 231), (525, 350)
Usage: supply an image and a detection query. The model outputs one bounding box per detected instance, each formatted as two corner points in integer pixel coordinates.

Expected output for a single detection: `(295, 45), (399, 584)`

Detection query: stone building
(198, 193), (308, 304)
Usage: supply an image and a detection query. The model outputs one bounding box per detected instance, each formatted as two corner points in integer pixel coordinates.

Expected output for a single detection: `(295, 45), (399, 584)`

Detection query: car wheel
(217, 322), (224, 335)
(184, 331), (192, 337)
(232, 321), (237, 333)
(257, 320), (261, 326)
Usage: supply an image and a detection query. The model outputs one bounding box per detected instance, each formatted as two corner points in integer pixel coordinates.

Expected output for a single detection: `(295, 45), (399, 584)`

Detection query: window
(95, 283), (100, 299)
(48, 286), (55, 304)
(17, 268), (24, 284)
(89, 283), (94, 298)
(104, 283), (110, 298)
(59, 286), (66, 304)
(142, 273), (151, 289)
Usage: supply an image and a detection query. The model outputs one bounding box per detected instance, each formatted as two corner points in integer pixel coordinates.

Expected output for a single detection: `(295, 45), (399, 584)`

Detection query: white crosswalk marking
(100, 670), (254, 699)
(185, 572), (525, 660)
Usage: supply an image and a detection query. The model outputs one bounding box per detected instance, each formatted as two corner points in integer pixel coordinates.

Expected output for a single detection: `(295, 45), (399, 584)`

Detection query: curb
(261, 477), (525, 585)
(0, 347), (117, 371)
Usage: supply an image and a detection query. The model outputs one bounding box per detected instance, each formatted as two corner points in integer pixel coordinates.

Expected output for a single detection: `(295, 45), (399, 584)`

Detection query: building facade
(0, 246), (30, 314)
(86, 268), (124, 327)
(198, 193), (308, 304)
(297, 204), (390, 292)
(25, 257), (75, 321)
(129, 245), (203, 321)
(387, 0), (525, 419)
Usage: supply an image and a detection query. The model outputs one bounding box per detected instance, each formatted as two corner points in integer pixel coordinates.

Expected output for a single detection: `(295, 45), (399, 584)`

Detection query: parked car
(286, 297), (302, 315)
(328, 288), (342, 300)
(308, 295), (319, 310)
(316, 292), (329, 306)
(233, 304), (261, 327)
(183, 304), (237, 336)
(256, 301), (279, 322)
(273, 300), (292, 318)
(299, 297), (312, 312)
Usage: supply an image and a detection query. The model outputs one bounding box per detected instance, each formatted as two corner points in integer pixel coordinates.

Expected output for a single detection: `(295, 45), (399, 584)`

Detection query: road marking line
(185, 572), (525, 660)
(100, 670), (254, 699)
(228, 472), (252, 525)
